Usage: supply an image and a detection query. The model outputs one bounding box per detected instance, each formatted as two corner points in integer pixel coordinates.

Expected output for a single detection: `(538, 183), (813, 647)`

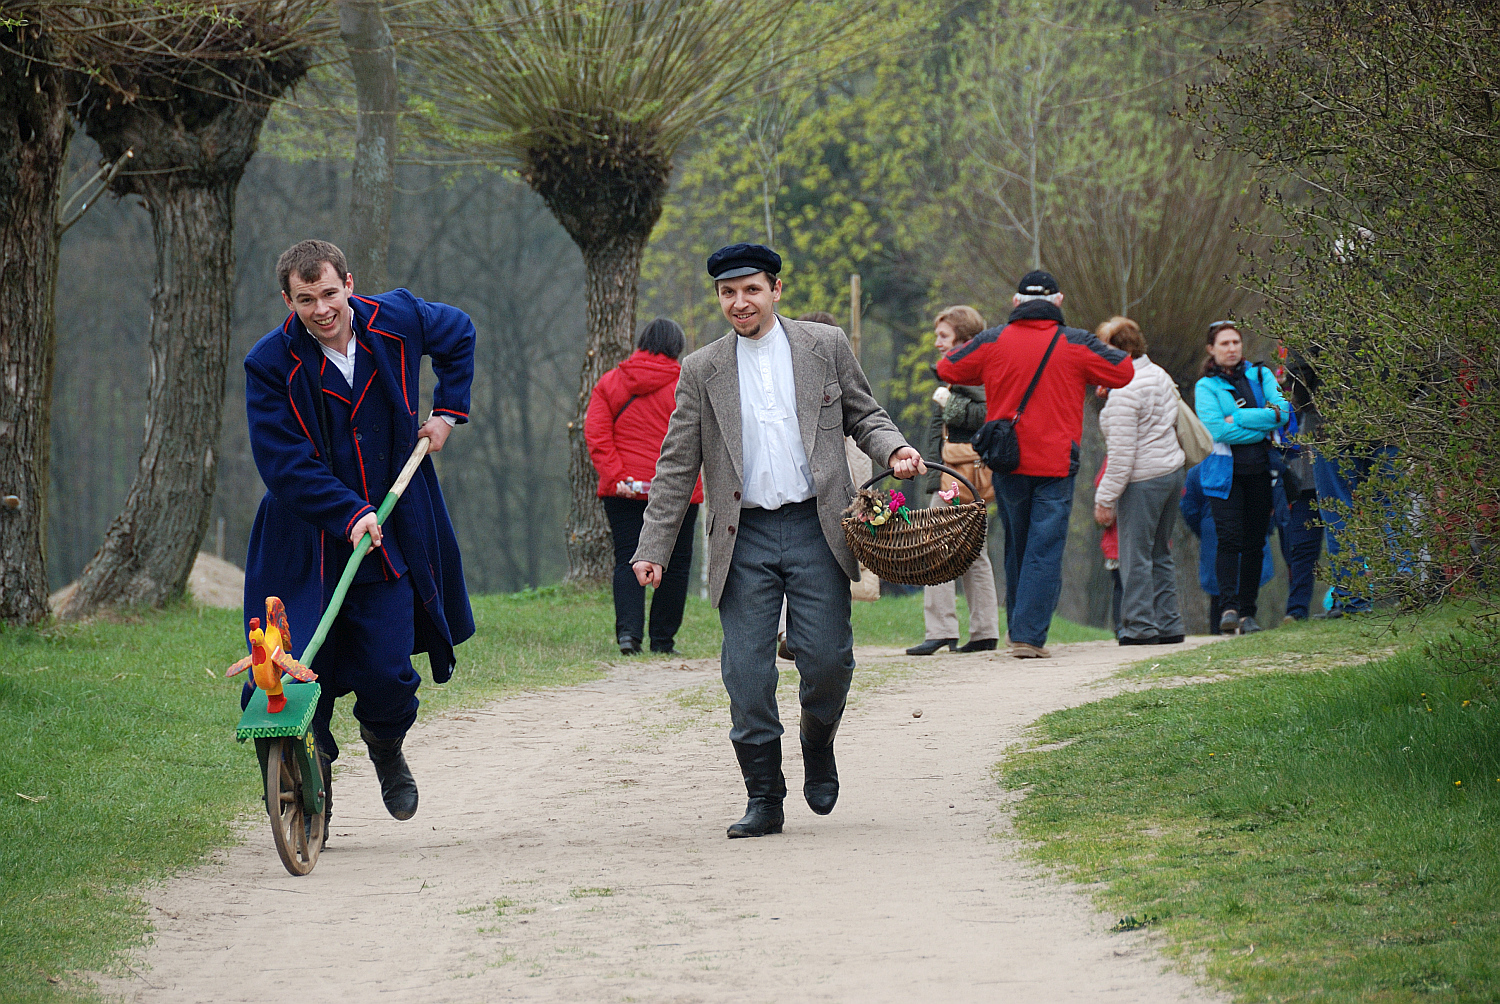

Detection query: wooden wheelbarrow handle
(297, 437), (431, 667)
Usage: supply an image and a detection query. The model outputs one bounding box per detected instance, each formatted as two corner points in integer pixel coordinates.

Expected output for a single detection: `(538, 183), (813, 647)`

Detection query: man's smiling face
(716, 272), (782, 338)
(283, 261), (354, 349)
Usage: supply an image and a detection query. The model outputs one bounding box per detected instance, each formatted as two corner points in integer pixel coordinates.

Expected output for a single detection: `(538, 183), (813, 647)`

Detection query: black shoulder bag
(970, 326), (1064, 475)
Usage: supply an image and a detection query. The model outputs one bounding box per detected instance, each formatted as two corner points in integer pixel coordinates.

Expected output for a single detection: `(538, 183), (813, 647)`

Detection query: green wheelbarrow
(227, 438), (431, 876)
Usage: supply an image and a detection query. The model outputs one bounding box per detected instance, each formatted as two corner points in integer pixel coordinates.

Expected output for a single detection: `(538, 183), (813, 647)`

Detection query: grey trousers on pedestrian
(1115, 468), (1186, 640)
(719, 498), (854, 746)
(923, 495), (1000, 641)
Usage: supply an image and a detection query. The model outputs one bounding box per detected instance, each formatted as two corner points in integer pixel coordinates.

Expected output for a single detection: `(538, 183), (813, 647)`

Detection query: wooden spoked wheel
(265, 737), (323, 876)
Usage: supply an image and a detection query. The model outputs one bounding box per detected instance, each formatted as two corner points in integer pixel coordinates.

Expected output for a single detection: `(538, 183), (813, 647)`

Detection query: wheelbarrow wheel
(265, 737), (323, 876)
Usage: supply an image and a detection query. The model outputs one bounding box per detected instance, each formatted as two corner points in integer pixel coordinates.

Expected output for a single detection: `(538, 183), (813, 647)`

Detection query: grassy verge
(0, 587), (1102, 1001)
(1002, 614), (1500, 1002)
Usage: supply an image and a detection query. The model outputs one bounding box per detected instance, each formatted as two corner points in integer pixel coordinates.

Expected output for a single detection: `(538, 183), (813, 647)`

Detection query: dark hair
(796, 311), (838, 326)
(276, 239), (349, 295)
(1096, 316), (1146, 358)
(1199, 321), (1242, 378)
(637, 317), (686, 359)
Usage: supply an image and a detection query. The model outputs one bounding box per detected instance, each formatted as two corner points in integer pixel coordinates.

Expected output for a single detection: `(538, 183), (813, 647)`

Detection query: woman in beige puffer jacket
(1093, 316), (1186, 645)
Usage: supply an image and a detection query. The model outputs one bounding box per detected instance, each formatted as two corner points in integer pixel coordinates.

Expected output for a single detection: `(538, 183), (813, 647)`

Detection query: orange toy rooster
(226, 597), (317, 713)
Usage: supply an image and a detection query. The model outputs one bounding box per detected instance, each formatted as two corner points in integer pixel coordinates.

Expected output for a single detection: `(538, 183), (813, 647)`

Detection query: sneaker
(1219, 608), (1240, 634)
(1010, 642), (1051, 659)
(618, 635), (643, 655)
(1239, 616), (1263, 634)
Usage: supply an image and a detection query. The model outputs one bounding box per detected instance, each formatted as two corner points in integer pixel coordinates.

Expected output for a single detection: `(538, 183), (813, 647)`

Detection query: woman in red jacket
(586, 318), (704, 655)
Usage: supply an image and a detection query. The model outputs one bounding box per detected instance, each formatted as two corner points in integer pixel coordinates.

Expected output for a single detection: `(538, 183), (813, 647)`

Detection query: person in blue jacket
(243, 239), (476, 827)
(1181, 462), (1278, 632)
(1193, 321), (1291, 634)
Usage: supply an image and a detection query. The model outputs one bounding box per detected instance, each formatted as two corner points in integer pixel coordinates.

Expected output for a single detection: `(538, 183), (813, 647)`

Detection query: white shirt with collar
(737, 317), (814, 508)
(319, 334), (456, 425)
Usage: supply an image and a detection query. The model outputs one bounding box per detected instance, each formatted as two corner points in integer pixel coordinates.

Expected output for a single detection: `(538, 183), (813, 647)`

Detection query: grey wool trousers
(718, 498), (854, 746)
(1115, 467), (1186, 640)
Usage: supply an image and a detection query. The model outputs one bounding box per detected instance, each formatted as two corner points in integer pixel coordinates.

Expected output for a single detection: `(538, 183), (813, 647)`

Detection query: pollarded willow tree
(413, 0), (872, 584)
(0, 9), (71, 625)
(57, 3), (318, 619)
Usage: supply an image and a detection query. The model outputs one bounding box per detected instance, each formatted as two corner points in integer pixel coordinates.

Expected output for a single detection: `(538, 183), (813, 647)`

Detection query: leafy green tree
(939, 0), (1269, 382)
(642, 0), (952, 446)
(1186, 0), (1500, 616)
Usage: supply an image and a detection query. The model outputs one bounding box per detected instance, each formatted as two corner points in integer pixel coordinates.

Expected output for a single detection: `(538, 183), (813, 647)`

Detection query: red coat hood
(616, 350), (681, 396)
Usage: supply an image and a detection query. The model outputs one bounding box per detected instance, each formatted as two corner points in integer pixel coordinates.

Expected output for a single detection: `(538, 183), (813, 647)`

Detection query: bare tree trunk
(340, 0), (398, 293)
(58, 33), (309, 619)
(60, 183), (237, 615)
(521, 129), (669, 585)
(0, 41), (69, 625)
(564, 241), (644, 584)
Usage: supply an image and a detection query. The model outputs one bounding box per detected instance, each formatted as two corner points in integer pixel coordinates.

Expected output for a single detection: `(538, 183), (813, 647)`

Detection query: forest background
(42, 0), (1277, 632)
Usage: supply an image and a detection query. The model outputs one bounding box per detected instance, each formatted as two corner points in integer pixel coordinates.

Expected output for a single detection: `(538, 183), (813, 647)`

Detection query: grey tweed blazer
(632, 315), (909, 607)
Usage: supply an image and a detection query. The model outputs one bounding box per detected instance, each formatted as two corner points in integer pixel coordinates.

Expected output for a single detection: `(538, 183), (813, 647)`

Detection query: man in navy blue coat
(243, 239), (475, 825)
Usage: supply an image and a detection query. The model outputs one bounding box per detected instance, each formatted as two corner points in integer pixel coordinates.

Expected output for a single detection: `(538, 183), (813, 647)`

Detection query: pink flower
(890, 490), (906, 510)
(938, 486), (959, 503)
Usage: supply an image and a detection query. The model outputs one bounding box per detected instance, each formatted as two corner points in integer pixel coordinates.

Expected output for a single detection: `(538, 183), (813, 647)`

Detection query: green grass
(1003, 615), (1500, 1002)
(1116, 608), (1469, 683)
(0, 586), (1099, 1002)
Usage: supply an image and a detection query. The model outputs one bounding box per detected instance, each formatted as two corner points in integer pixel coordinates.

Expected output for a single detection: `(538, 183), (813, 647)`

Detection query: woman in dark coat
(586, 318), (703, 654)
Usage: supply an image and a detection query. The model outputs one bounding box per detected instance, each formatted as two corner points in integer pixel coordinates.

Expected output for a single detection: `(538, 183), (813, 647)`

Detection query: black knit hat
(1016, 270), (1059, 296)
(707, 243), (782, 281)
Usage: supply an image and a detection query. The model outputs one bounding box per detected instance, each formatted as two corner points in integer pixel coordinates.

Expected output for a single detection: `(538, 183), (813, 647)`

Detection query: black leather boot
(906, 637), (957, 656)
(319, 752), (334, 842)
(800, 713), (841, 815)
(727, 738), (785, 838)
(360, 724), (419, 820)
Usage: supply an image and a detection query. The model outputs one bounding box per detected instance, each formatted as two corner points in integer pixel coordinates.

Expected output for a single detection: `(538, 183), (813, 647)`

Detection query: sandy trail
(97, 638), (1226, 1003)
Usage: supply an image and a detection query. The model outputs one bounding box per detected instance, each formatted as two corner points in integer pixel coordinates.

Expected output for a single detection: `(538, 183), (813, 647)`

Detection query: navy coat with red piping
(242, 288), (476, 683)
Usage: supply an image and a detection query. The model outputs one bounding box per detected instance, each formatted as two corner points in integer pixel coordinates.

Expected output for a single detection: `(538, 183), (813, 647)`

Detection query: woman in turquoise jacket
(1194, 321), (1290, 634)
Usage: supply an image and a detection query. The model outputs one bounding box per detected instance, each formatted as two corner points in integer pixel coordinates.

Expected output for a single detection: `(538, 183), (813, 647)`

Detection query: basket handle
(861, 460), (980, 503)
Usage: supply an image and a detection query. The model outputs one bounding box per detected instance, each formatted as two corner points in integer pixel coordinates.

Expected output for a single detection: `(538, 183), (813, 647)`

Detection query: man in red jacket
(936, 271), (1134, 657)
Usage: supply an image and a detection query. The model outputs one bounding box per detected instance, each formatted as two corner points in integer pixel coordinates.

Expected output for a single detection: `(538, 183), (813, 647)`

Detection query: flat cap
(1017, 270), (1059, 296)
(707, 243), (782, 281)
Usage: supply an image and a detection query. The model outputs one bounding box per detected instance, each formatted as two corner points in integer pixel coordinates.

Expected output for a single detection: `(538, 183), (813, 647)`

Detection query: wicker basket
(842, 462), (988, 586)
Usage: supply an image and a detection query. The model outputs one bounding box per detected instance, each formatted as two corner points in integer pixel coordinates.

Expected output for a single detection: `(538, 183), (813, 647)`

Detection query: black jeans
(602, 497), (698, 650)
(1209, 467), (1274, 618)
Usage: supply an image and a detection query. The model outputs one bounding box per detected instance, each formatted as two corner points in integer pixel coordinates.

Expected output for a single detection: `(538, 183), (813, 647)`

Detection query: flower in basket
(890, 490), (906, 510)
(937, 485), (960, 505)
(843, 488), (891, 525)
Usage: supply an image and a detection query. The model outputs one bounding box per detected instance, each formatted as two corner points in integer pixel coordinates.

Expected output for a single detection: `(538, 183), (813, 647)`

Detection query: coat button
(727, 525), (735, 535)
(824, 394), (831, 403)
(733, 491), (741, 500)
(379, 453), (386, 461)
(354, 432), (361, 441)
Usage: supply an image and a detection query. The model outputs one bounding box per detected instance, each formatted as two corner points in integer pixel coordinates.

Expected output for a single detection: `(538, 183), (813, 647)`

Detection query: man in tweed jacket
(632, 243), (923, 839)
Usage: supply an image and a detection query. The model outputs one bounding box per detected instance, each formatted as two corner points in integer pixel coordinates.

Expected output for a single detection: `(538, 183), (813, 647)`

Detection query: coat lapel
(351, 297), (417, 444)
(785, 316), (829, 460)
(703, 332), (743, 481)
(283, 319), (330, 459)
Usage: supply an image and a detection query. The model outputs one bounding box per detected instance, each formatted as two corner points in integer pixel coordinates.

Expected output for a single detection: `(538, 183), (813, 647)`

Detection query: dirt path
(97, 638), (1226, 1003)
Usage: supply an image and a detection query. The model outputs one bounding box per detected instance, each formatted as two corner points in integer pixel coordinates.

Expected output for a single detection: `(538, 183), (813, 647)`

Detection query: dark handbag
(971, 327), (1063, 475)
